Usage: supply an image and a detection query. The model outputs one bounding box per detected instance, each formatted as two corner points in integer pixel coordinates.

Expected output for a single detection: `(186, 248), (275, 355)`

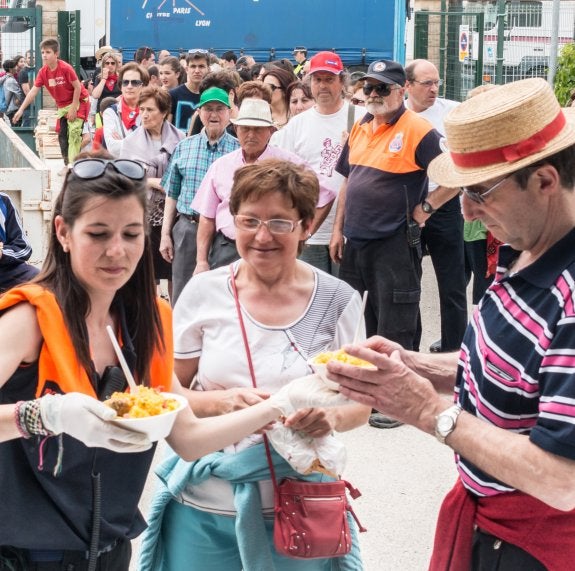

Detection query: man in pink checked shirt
(191, 98), (335, 274)
(327, 78), (575, 570)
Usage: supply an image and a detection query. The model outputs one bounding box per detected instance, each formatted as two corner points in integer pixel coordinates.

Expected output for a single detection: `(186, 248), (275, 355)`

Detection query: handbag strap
(229, 266), (368, 533)
(347, 101), (355, 133)
(229, 264), (280, 494)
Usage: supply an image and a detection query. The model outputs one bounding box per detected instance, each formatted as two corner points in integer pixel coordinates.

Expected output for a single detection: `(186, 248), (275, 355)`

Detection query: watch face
(422, 201), (433, 213)
(437, 415), (454, 434)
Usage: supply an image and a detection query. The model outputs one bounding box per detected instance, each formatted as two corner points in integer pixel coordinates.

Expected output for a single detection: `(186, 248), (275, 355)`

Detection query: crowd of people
(1, 37), (575, 571)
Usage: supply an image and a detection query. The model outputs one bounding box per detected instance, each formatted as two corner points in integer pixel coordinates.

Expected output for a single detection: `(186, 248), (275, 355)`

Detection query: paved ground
(130, 257), (463, 570)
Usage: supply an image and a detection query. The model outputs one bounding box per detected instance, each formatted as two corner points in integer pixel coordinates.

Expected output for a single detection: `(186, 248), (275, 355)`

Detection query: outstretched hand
(326, 344), (442, 432)
(268, 374), (351, 418)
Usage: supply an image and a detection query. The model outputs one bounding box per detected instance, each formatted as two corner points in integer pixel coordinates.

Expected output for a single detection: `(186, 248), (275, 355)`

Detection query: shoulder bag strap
(347, 102), (355, 133)
(229, 264), (280, 493)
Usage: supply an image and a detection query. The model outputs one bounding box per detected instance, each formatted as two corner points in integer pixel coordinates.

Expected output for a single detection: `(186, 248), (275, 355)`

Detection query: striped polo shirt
(456, 227), (575, 496)
(335, 104), (442, 243)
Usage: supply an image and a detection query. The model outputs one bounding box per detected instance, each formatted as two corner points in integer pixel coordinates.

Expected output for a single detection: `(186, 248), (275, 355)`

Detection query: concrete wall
(0, 120), (52, 265)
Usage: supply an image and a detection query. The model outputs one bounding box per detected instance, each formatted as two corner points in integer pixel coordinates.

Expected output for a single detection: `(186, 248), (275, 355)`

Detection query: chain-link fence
(414, 1), (575, 101)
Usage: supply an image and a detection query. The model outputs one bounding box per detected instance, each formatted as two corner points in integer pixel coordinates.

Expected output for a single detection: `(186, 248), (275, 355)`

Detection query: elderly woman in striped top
(140, 159), (370, 571)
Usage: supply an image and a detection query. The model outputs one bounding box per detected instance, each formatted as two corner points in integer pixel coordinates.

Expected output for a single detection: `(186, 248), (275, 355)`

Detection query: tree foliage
(554, 43), (575, 106)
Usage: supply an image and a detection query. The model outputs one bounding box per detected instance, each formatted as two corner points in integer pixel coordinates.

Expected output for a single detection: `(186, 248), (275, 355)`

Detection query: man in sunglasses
(405, 59), (468, 356)
(169, 49), (210, 132)
(330, 59), (443, 428)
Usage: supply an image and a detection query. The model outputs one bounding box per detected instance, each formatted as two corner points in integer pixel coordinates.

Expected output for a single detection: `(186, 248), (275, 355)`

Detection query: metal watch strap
(435, 404), (463, 444)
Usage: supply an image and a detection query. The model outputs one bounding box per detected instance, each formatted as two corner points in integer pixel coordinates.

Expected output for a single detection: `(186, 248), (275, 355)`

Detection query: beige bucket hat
(95, 45), (114, 61)
(428, 78), (575, 188)
(231, 98), (276, 128)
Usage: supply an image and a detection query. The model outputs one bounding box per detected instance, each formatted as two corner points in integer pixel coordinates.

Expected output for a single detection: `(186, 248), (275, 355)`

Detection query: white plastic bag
(266, 422), (347, 477)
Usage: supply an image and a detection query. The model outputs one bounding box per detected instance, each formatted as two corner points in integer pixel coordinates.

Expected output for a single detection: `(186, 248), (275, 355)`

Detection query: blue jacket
(0, 192), (33, 267)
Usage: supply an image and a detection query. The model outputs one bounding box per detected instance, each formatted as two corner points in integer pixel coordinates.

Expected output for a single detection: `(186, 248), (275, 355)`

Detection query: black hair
(221, 50), (237, 63)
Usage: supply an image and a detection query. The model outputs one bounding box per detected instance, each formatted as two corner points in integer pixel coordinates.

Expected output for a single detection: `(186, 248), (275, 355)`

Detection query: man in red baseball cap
(273, 50), (365, 277)
(308, 51), (344, 75)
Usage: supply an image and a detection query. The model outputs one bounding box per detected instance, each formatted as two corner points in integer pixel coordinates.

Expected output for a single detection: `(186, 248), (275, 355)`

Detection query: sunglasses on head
(362, 83), (397, 97)
(121, 79), (143, 87)
(188, 48), (209, 55)
(70, 159), (146, 181)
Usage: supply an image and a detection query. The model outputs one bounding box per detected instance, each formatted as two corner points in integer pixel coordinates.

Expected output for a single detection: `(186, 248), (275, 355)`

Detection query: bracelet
(21, 399), (52, 437)
(14, 401), (31, 439)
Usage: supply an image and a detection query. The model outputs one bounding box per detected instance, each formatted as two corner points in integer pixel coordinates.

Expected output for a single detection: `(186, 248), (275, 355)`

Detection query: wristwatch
(435, 404), (463, 444)
(421, 200), (436, 214)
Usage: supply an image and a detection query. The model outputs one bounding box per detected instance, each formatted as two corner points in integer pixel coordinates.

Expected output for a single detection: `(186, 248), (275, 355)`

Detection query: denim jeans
(299, 244), (339, 277)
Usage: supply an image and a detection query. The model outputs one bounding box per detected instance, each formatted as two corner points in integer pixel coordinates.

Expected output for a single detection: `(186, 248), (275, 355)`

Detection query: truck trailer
(71, 0), (409, 69)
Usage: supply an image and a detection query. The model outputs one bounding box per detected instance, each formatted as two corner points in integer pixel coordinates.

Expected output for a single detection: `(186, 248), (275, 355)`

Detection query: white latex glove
(39, 393), (152, 453)
(268, 374), (352, 417)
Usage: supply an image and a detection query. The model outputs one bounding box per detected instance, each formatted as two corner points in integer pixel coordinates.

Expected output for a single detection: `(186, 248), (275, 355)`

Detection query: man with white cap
(273, 51), (364, 276)
(192, 98), (335, 273)
(159, 86), (239, 304)
(329, 78), (575, 569)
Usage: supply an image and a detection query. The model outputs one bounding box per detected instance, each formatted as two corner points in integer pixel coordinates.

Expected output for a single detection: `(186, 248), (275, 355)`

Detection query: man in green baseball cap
(198, 86), (231, 108)
(160, 85), (239, 303)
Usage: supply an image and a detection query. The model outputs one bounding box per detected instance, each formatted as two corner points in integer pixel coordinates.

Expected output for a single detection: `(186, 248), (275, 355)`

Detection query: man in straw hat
(327, 77), (575, 569)
(330, 59), (444, 428)
(192, 98), (335, 272)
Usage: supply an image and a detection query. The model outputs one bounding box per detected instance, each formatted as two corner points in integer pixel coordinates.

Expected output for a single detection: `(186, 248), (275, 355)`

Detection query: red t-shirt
(35, 59), (89, 108)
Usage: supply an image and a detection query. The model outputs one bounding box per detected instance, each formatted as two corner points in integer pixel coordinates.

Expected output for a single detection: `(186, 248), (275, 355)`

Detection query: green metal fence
(414, 1), (575, 102)
(57, 10), (81, 79)
(414, 9), (485, 101)
(0, 4), (42, 151)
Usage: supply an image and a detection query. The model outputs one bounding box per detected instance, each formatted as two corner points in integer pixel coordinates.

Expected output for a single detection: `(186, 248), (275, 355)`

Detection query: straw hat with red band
(428, 78), (575, 188)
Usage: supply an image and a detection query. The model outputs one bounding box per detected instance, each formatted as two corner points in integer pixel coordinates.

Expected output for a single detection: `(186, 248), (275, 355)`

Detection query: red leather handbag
(230, 265), (367, 560)
(272, 476), (366, 559)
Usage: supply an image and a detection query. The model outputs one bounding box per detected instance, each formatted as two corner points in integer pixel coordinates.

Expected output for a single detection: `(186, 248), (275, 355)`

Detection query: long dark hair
(35, 153), (164, 385)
